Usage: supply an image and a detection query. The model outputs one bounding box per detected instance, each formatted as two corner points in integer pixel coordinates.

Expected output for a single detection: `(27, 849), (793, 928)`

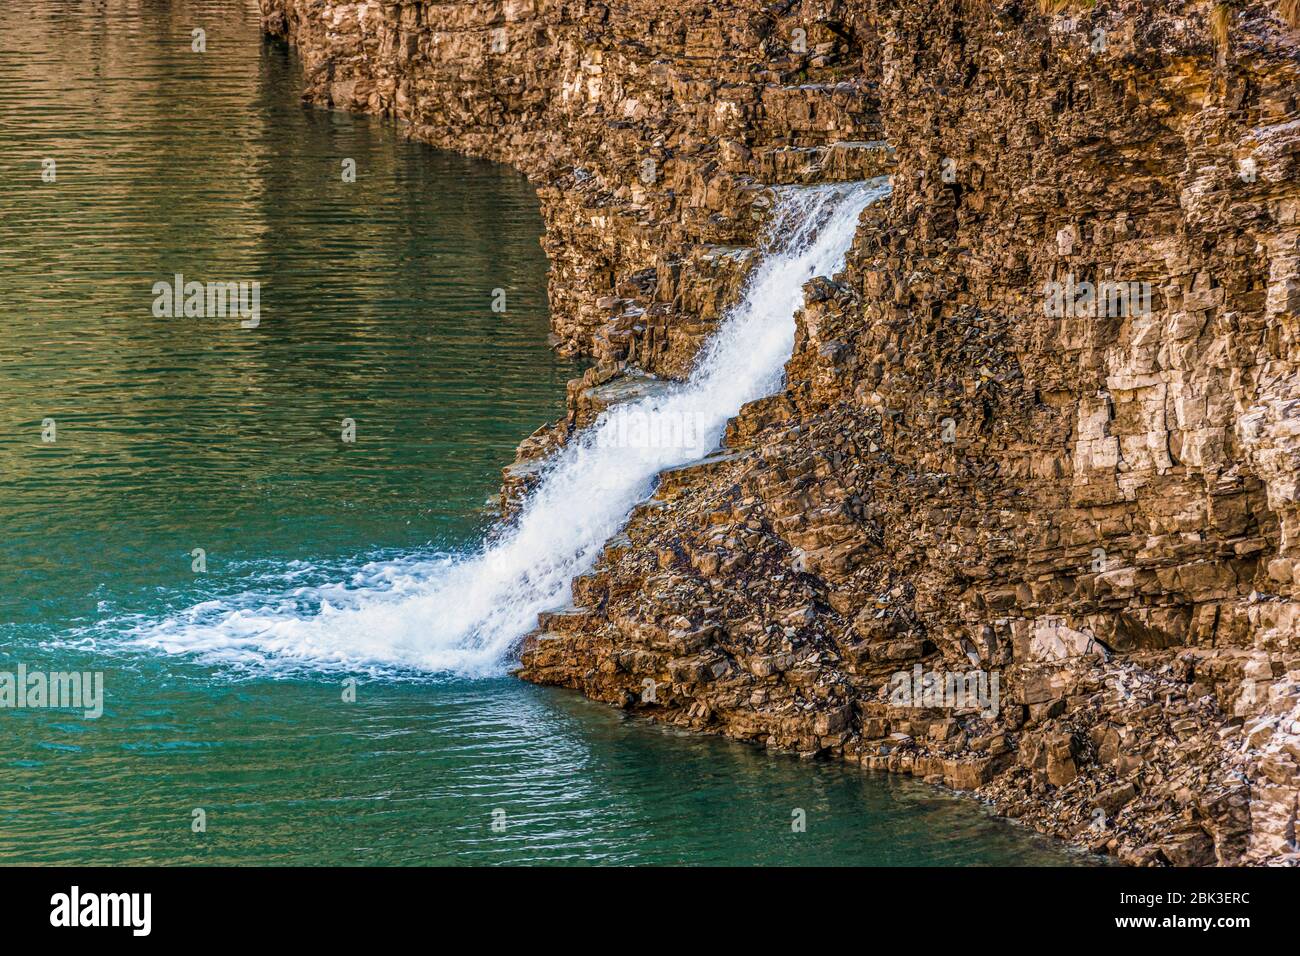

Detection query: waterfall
(109, 177), (892, 678)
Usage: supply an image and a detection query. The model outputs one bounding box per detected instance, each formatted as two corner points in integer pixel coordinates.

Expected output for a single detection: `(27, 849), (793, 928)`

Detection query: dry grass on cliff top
(1212, 3), (1234, 49)
(1212, 1), (1300, 53)
(1037, 0), (1095, 12)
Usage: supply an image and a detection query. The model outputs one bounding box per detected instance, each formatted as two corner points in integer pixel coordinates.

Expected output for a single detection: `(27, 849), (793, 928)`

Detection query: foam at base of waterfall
(70, 178), (892, 679)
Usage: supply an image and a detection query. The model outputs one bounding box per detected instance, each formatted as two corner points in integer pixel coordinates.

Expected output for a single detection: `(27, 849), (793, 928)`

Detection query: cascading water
(104, 177), (891, 678)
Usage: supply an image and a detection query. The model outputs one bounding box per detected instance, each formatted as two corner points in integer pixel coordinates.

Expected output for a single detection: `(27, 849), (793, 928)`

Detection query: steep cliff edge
(260, 0), (1300, 865)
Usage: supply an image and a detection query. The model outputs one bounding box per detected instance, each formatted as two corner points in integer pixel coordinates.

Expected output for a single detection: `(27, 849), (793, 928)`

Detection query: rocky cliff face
(260, 0), (1300, 865)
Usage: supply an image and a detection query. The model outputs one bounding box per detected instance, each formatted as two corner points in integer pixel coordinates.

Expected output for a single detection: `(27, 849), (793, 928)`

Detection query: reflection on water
(0, 675), (1090, 866)
(0, 0), (576, 632)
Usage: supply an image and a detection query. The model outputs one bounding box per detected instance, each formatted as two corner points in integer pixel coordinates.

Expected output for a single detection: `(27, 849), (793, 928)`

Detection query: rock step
(570, 570), (609, 608)
(500, 455), (547, 506)
(752, 140), (894, 184)
(654, 449), (751, 501)
(516, 632), (568, 673)
(535, 605), (597, 636)
(574, 369), (678, 428)
(601, 532), (634, 563)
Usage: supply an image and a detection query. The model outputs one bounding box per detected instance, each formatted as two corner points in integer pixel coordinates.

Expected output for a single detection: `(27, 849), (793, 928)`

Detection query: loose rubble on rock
(261, 0), (1300, 865)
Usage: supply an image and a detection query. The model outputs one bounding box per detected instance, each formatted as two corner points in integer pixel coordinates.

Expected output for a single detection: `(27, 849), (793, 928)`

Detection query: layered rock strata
(261, 0), (1300, 865)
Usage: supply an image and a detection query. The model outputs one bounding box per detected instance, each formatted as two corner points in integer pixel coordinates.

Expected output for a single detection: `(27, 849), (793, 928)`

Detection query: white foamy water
(100, 178), (891, 678)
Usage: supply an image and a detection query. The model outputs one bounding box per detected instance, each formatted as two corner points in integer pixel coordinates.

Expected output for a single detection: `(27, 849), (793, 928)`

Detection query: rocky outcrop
(261, 0), (1300, 865)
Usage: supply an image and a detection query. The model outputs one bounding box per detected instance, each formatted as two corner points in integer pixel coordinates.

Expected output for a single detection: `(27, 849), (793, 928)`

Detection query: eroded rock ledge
(261, 0), (1300, 865)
